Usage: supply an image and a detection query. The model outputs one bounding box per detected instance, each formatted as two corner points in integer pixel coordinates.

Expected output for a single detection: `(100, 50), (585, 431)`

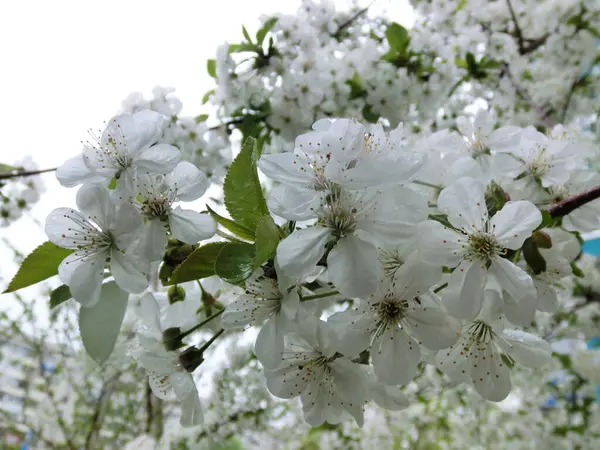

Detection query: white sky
(0, 0), (414, 321)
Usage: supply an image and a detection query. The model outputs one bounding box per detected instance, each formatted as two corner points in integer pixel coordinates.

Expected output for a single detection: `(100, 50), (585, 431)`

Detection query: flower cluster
(0, 157), (44, 226)
(5, 0), (600, 434)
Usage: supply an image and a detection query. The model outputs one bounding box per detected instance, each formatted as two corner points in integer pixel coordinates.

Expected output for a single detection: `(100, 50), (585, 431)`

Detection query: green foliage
(207, 204), (256, 242)
(345, 72), (368, 100)
(202, 89), (215, 104)
(223, 137), (270, 231)
(3, 241), (72, 293)
(165, 242), (228, 285)
(79, 282), (128, 364)
(456, 52), (500, 80)
(49, 284), (71, 309)
(215, 242), (255, 283)
(256, 18), (278, 45)
(537, 209), (562, 230)
(254, 215), (280, 268)
(207, 59), (217, 78)
(362, 104), (380, 123)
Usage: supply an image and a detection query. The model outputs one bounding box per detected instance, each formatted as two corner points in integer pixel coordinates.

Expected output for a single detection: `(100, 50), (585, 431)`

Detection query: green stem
(300, 290), (340, 301)
(197, 328), (225, 353)
(433, 282), (448, 294)
(179, 309), (224, 339)
(413, 180), (444, 190)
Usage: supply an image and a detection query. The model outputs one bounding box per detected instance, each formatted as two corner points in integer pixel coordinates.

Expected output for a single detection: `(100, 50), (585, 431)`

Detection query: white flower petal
(371, 327), (420, 385)
(491, 201), (541, 249)
(67, 253), (106, 307)
(327, 235), (380, 298)
(405, 306), (461, 350)
(266, 184), (321, 221)
(111, 248), (149, 293)
(369, 382), (410, 411)
(534, 279), (559, 312)
(500, 329), (553, 369)
(258, 153), (315, 186)
(255, 315), (286, 369)
(75, 184), (115, 230)
(135, 144), (181, 174)
(129, 220), (168, 262)
(55, 154), (100, 187)
(417, 221), (466, 267)
(169, 208), (216, 244)
(167, 161), (208, 201)
(438, 177), (488, 233)
(171, 371), (203, 427)
(277, 227), (332, 277)
(469, 346), (512, 402)
(490, 256), (536, 304)
(442, 259), (487, 320)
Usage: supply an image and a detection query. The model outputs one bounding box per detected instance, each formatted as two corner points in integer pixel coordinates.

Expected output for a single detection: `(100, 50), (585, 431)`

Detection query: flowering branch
(0, 167), (57, 180)
(548, 185), (600, 218)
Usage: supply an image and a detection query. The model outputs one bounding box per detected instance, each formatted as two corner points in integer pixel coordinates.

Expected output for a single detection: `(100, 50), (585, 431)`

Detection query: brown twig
(333, 0), (376, 38)
(0, 167), (57, 180)
(548, 185), (600, 218)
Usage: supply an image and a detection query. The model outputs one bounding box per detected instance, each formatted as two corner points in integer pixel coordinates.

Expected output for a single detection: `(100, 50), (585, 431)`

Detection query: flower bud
(178, 346), (204, 373)
(162, 327), (184, 351)
(485, 181), (507, 217)
(531, 230), (552, 249)
(168, 285), (186, 304)
(522, 237), (546, 275)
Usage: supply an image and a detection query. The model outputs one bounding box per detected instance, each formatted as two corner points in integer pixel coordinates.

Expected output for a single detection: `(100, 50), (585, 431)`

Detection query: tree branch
(332, 0), (376, 39)
(505, 0), (525, 52)
(0, 167), (57, 180)
(548, 185), (600, 218)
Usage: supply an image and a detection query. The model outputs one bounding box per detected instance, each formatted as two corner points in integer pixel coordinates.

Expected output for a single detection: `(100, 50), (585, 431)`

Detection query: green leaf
(465, 52), (478, 74)
(3, 241), (73, 293)
(362, 104), (379, 123)
(242, 25), (253, 44)
(215, 242), (255, 284)
(456, 0), (468, 11)
(223, 137), (270, 231)
(254, 215), (280, 267)
(194, 114), (209, 124)
(50, 285), (71, 309)
(345, 72), (368, 100)
(165, 242), (228, 285)
(207, 59), (217, 78)
(79, 282), (128, 364)
(202, 90), (215, 105)
(537, 210), (561, 230)
(207, 205), (255, 242)
(256, 18), (278, 45)
(385, 22), (409, 53)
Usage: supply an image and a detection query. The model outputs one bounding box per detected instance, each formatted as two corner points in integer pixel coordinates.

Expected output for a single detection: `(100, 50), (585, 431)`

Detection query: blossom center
(468, 232), (501, 263)
(140, 197), (172, 220)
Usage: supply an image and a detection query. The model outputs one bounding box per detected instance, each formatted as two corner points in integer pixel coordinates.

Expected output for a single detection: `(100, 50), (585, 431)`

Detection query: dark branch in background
(548, 185), (600, 218)
(505, 0), (525, 51)
(500, 63), (557, 127)
(0, 167), (57, 180)
(332, 0), (376, 39)
(505, 0), (550, 55)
